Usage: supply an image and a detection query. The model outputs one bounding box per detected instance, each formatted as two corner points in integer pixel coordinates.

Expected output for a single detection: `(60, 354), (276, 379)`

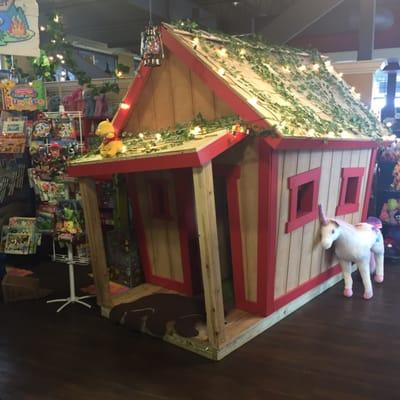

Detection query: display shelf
(47, 241), (93, 312)
(52, 253), (90, 266)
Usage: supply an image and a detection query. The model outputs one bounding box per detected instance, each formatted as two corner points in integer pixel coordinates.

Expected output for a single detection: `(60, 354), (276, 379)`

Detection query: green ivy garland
(76, 114), (242, 161)
(174, 20), (386, 140)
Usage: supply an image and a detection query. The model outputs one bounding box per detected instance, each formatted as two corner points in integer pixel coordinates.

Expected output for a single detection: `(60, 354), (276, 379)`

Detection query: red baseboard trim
(274, 264), (342, 311)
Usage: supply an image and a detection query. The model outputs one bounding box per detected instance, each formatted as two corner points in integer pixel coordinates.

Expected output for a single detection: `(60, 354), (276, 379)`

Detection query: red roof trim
(68, 132), (247, 177)
(112, 63), (152, 135)
(272, 137), (377, 150)
(161, 26), (270, 131)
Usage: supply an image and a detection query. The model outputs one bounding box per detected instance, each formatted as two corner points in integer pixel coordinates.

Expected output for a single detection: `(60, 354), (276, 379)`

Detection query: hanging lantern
(140, 24), (164, 67)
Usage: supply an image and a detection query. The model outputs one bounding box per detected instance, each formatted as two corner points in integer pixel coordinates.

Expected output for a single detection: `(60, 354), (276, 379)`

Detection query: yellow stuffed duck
(96, 119), (126, 158)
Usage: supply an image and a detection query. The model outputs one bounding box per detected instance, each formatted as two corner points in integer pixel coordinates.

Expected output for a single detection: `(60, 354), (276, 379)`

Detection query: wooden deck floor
(1, 262), (400, 399)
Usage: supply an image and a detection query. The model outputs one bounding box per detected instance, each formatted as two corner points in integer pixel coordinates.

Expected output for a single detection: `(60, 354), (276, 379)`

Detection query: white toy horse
(319, 205), (384, 300)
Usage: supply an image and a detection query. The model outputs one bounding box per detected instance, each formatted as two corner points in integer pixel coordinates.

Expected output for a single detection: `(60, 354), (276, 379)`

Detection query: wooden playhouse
(68, 23), (388, 360)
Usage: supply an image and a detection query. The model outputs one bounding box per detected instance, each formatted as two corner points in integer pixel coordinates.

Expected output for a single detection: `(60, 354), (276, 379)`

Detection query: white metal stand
(47, 241), (93, 313)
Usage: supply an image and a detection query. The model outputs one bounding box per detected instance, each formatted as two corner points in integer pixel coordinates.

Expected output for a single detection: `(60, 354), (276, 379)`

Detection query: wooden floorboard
(1, 261), (400, 399)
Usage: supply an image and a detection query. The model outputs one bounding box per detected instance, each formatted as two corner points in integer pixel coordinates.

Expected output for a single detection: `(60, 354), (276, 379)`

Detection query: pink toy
(319, 205), (384, 300)
(63, 88), (84, 112)
(94, 94), (108, 118)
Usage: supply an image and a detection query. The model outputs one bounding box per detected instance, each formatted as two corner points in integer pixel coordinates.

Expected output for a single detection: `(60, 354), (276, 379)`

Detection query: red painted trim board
(161, 26), (270, 131)
(126, 174), (190, 294)
(274, 138), (378, 151)
(112, 63), (152, 135)
(68, 132), (247, 178)
(257, 140), (279, 316)
(336, 167), (365, 216)
(274, 264), (342, 310)
(286, 167), (321, 234)
(362, 148), (378, 221)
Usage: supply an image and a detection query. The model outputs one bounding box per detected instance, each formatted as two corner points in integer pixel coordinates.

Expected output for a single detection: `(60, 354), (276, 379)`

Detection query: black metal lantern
(140, 24), (164, 67)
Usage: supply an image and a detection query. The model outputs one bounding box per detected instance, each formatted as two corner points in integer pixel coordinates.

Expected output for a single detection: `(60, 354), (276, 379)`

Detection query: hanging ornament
(140, 0), (164, 67)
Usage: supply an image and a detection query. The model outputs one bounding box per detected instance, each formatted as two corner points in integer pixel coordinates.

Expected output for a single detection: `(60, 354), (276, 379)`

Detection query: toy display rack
(47, 239), (93, 313)
(42, 111), (84, 154)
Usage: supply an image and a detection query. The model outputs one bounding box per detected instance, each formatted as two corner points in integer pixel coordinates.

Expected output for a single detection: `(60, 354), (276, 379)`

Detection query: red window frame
(286, 167), (321, 233)
(148, 180), (172, 219)
(336, 167), (364, 216)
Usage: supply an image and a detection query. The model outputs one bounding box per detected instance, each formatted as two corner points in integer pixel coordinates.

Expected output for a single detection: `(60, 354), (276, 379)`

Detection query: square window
(345, 177), (359, 204)
(286, 168), (321, 233)
(336, 167), (364, 216)
(297, 181), (314, 217)
(149, 180), (171, 219)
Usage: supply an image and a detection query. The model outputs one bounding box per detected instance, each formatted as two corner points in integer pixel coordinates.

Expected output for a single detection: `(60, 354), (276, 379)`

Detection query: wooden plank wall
(274, 148), (372, 299)
(213, 138), (260, 303)
(134, 171), (184, 283)
(124, 49), (233, 133)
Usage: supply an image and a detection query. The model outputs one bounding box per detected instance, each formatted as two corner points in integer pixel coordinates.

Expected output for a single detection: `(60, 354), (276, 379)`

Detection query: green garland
(77, 114), (242, 160)
(174, 20), (386, 140)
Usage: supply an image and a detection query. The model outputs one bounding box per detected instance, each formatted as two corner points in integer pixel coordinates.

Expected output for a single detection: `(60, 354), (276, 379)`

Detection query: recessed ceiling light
(232, 1), (240, 6)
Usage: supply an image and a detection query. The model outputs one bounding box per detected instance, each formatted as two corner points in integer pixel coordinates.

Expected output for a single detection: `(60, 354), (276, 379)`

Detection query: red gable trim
(112, 63), (152, 135)
(161, 26), (270, 131)
(68, 132), (247, 177)
(362, 148), (378, 221)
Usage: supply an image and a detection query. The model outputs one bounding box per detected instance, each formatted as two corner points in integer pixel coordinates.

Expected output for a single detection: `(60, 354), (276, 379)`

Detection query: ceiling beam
(127, 0), (216, 27)
(357, 0), (376, 60)
(259, 0), (345, 44)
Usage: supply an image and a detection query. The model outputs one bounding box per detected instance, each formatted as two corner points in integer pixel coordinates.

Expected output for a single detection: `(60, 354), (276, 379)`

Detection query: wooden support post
(192, 162), (226, 347)
(79, 178), (112, 308)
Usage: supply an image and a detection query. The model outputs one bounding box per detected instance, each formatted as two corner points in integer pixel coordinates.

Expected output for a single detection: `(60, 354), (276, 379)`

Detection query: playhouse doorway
(213, 172), (235, 312)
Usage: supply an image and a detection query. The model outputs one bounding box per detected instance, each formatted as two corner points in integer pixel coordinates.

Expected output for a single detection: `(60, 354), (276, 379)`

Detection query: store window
(286, 168), (321, 233)
(371, 69), (400, 118)
(336, 167), (364, 216)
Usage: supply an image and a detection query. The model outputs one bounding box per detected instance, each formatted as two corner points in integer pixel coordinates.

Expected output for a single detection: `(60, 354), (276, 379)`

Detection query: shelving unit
(375, 156), (400, 261)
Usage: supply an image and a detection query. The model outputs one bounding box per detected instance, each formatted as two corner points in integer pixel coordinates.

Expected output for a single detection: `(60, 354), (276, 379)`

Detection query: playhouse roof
(69, 22), (389, 178)
(162, 22), (388, 141)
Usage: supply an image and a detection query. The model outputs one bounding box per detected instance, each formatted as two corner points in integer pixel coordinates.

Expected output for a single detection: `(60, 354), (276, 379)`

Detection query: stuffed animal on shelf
(381, 142), (400, 162)
(63, 88), (84, 112)
(380, 199), (400, 225)
(392, 162), (400, 190)
(319, 205), (384, 300)
(96, 119), (126, 158)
